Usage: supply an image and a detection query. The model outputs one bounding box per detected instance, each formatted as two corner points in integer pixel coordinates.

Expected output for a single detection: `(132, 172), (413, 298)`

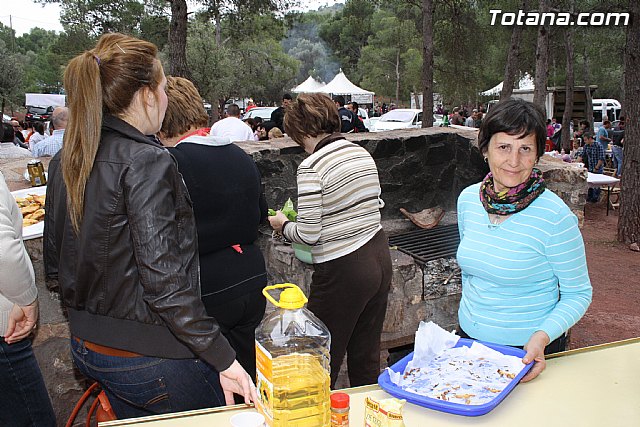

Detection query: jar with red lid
(330, 392), (349, 427)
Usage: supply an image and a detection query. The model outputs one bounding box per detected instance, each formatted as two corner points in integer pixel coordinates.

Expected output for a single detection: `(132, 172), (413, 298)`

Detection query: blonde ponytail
(62, 52), (103, 233)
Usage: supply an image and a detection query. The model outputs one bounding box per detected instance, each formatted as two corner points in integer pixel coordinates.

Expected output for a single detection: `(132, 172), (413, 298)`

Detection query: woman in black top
(159, 77), (268, 381)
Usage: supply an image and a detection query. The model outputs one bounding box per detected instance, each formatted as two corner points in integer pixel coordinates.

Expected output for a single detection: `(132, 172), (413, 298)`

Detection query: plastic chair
(601, 169), (621, 212)
(66, 382), (117, 427)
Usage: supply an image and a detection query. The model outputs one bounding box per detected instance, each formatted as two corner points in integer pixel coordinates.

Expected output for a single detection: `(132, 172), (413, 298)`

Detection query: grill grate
(388, 223), (460, 265)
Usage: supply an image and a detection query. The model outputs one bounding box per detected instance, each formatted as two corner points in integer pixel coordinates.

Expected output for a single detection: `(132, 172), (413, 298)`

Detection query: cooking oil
(256, 283), (331, 427)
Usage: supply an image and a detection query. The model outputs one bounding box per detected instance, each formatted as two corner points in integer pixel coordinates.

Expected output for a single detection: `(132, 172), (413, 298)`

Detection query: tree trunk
(421, 0), (434, 127)
(500, 0), (528, 101)
(168, 0), (190, 78)
(561, 9), (574, 154)
(533, 0), (550, 110)
(208, 12), (223, 124)
(618, 0), (640, 245)
(583, 46), (593, 126)
(395, 49), (400, 106)
(215, 13), (222, 46)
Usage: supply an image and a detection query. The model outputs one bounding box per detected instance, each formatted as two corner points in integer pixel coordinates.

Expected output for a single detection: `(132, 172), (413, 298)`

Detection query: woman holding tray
(456, 98), (592, 382)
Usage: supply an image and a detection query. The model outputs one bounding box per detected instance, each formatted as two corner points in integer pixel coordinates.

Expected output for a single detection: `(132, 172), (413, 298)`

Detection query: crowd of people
(2, 33), (596, 424)
(0, 108), (69, 159)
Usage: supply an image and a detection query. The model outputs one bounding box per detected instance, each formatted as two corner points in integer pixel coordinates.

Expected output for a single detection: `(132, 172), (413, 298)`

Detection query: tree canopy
(3, 0), (622, 108)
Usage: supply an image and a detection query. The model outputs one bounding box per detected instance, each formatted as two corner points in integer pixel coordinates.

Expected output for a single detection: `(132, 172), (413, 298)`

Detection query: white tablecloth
(587, 172), (619, 188)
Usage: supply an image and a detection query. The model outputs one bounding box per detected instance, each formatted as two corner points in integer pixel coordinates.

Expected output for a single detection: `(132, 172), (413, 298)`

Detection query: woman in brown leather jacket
(44, 33), (255, 419)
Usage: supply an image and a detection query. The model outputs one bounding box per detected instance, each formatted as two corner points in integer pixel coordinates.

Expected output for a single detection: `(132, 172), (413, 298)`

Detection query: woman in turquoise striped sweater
(456, 99), (592, 382)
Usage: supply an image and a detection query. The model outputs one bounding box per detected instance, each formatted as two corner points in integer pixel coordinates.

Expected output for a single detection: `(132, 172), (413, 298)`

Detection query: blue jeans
(0, 337), (55, 426)
(71, 338), (225, 420)
(611, 145), (623, 176)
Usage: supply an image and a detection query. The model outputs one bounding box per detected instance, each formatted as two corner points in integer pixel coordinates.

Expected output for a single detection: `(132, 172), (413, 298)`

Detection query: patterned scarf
(480, 168), (546, 215)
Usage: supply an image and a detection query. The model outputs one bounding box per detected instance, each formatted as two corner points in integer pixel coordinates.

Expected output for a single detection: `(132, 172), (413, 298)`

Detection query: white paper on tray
(411, 321), (459, 366)
(387, 322), (526, 405)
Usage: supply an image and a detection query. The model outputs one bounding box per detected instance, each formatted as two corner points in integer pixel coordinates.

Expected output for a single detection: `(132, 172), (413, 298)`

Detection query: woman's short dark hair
(284, 93), (340, 146)
(33, 121), (45, 135)
(478, 98), (546, 159)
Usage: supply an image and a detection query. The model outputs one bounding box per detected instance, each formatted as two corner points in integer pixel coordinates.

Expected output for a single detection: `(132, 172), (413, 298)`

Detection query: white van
(592, 99), (621, 123)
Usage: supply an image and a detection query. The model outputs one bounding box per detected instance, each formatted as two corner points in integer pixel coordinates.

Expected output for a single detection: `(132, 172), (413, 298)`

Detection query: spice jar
(330, 392), (349, 427)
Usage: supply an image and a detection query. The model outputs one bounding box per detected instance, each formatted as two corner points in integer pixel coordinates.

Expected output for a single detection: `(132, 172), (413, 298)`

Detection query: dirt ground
(567, 199), (640, 349)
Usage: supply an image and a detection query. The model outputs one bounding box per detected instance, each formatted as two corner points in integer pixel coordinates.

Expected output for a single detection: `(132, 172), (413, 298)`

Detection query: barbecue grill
(388, 224), (460, 265)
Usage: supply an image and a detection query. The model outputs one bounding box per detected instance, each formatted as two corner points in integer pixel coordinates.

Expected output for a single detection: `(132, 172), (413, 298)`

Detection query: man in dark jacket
(270, 93), (292, 133)
(333, 95), (367, 133)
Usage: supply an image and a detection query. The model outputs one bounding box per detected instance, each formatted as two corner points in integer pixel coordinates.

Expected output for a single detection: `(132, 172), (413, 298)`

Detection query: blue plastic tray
(378, 338), (534, 416)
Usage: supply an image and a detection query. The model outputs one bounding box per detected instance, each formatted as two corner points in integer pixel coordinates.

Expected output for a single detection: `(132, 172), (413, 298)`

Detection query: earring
(484, 157), (488, 163)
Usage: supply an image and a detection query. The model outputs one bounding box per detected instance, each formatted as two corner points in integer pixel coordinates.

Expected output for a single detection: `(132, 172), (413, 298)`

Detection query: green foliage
(319, 0), (376, 79)
(0, 39), (24, 109)
(21, 0), (629, 110)
(186, 17), (298, 106)
(357, 9), (421, 102)
(42, 0), (167, 46)
(14, 28), (66, 93)
(0, 23), (15, 49)
(186, 20), (234, 103)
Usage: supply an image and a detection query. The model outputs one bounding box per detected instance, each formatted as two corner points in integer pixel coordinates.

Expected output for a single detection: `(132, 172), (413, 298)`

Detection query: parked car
(25, 105), (54, 122)
(354, 107), (373, 131)
(371, 109), (423, 132)
(242, 107), (277, 121)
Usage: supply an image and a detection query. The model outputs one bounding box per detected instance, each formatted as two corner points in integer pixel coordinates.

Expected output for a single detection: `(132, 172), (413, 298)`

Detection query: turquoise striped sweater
(456, 183), (592, 346)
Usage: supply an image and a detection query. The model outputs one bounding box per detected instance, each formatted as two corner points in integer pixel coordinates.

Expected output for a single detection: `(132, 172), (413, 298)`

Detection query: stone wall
(0, 128), (588, 422)
(237, 127), (487, 218)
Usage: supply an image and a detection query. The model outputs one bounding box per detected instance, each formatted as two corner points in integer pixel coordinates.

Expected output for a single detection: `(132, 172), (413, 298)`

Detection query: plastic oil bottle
(255, 283), (331, 427)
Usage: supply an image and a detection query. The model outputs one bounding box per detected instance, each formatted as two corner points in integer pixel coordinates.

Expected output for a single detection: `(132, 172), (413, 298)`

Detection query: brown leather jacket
(43, 115), (235, 371)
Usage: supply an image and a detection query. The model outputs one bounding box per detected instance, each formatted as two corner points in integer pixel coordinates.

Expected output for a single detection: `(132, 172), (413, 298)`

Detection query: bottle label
(331, 411), (349, 426)
(255, 341), (274, 424)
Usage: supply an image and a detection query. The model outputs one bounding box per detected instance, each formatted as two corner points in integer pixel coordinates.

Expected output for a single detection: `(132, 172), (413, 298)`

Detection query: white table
(101, 339), (640, 427)
(587, 172), (620, 215)
(587, 172), (619, 187)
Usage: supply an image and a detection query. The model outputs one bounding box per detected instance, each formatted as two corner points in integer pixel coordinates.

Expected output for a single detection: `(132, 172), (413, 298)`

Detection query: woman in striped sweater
(456, 99), (592, 382)
(268, 93), (392, 388)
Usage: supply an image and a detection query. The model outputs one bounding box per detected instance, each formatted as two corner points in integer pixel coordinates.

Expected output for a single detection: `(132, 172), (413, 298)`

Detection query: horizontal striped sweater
(456, 183), (592, 346)
(282, 139), (382, 263)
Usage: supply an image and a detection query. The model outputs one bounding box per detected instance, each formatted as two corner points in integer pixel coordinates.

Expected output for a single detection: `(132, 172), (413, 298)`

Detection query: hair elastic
(93, 55), (101, 66)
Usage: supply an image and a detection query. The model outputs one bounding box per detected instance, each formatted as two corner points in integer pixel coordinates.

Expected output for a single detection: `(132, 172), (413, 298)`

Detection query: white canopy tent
(291, 76), (326, 93)
(481, 73), (535, 96)
(317, 70), (375, 104)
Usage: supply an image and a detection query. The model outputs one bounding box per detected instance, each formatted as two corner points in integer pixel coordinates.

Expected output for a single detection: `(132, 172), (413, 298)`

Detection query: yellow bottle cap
(263, 283), (308, 309)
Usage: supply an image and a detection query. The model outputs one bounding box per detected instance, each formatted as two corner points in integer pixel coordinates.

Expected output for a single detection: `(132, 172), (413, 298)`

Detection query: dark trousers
(308, 229), (392, 388)
(203, 290), (266, 381)
(457, 327), (567, 355)
(0, 337), (55, 426)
